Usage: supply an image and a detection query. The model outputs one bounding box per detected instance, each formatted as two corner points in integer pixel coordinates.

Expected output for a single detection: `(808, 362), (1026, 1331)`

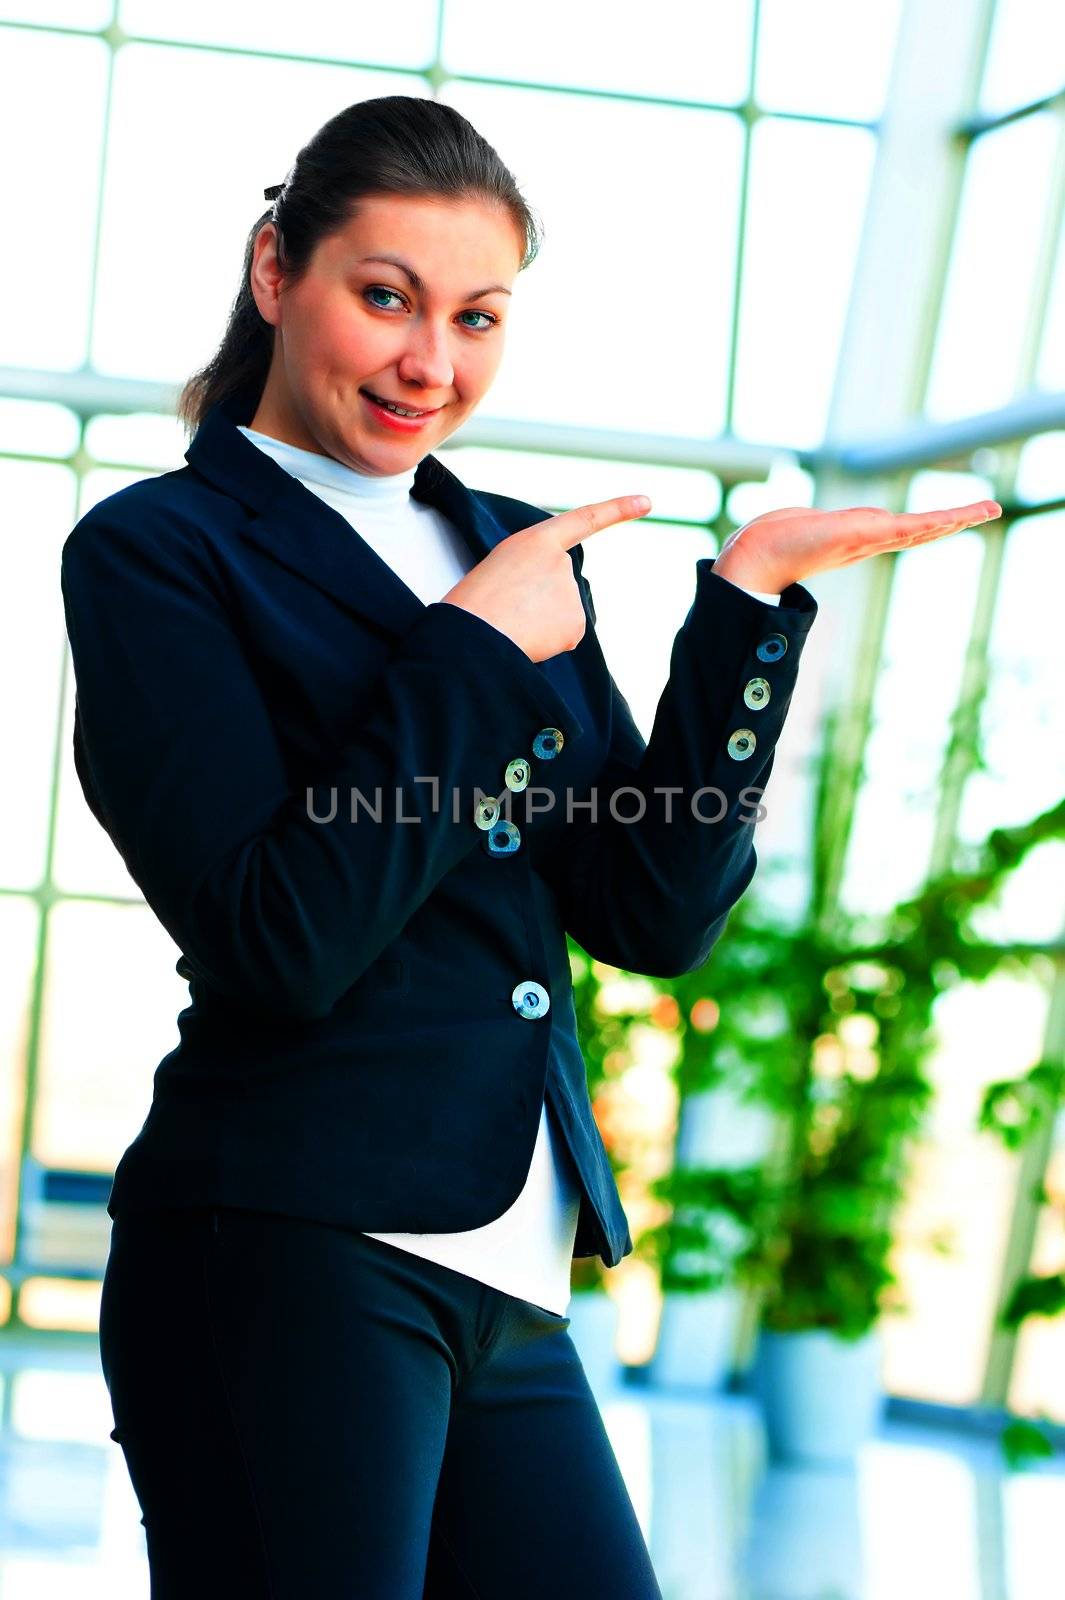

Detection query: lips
(360, 389), (440, 417)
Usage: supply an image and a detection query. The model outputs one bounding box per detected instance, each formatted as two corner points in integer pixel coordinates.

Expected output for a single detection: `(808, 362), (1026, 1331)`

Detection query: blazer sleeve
(60, 504), (586, 1023)
(534, 545), (818, 978)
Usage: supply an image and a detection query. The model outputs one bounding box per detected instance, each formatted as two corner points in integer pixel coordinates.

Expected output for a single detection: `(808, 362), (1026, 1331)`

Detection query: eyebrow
(356, 254), (512, 301)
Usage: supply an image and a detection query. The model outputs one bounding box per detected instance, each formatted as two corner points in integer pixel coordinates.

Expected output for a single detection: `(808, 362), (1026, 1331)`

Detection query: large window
(1, 1), (1061, 1426)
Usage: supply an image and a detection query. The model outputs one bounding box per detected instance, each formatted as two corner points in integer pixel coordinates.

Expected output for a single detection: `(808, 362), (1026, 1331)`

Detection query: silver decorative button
(512, 980), (550, 1019)
(485, 819), (521, 855)
(743, 676), (771, 710)
(505, 758), (530, 791)
(475, 796), (501, 830)
(756, 633), (788, 663)
(727, 728), (757, 760)
(532, 727), (564, 760)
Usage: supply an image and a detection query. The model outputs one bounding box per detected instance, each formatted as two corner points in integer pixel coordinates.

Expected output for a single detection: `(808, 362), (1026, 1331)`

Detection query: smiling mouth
(360, 389), (442, 418)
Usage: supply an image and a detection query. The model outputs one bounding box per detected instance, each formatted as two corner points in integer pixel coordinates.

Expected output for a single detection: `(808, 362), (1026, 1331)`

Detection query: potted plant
(638, 792), (1065, 1459)
(634, 888), (910, 1449)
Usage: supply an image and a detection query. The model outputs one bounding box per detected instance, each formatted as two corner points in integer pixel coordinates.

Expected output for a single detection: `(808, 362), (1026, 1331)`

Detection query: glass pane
(924, 111), (1059, 422)
(856, 1452), (984, 1596)
(969, 840), (1065, 945)
(756, 0), (903, 120)
(957, 511), (1065, 842)
(574, 519), (719, 738)
(35, 900), (188, 1171)
(12, 1369), (114, 1445)
(1009, 1103), (1065, 1424)
(443, 445), (722, 523)
(53, 652), (146, 902)
(1035, 217), (1065, 392)
(733, 117), (877, 448)
(443, 81), (745, 439)
(1014, 430), (1065, 506)
(91, 43), (430, 382)
(0, 458), (77, 890)
(120, 0), (439, 66)
(979, 0), (1065, 116)
(76, 462), (163, 520)
(85, 409), (188, 471)
(0, 1), (109, 28)
(0, 28), (108, 368)
(0, 897), (37, 1266)
(880, 974), (1049, 1404)
(1003, 1478), (1065, 1600)
(725, 458), (815, 526)
(443, 0), (753, 103)
(838, 471), (993, 917)
(0, 398), (81, 459)
(18, 1277), (101, 1333)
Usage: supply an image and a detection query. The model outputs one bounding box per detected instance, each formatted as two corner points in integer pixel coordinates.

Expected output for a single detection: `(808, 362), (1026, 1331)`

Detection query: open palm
(716, 498), (1003, 593)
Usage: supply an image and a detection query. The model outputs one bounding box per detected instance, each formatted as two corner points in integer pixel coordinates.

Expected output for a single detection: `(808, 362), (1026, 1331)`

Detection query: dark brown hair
(177, 95), (543, 438)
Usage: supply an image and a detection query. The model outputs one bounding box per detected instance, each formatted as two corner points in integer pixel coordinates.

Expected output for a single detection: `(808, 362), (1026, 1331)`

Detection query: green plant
(564, 653), (1063, 1455)
(636, 798), (1064, 1339)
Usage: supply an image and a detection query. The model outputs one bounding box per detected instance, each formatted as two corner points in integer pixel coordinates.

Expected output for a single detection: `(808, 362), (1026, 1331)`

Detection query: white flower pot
(753, 1325), (885, 1462)
(566, 1289), (620, 1393)
(652, 1287), (743, 1391)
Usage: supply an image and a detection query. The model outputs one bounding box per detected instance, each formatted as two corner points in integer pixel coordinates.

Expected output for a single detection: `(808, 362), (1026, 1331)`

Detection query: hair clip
(264, 185), (284, 202)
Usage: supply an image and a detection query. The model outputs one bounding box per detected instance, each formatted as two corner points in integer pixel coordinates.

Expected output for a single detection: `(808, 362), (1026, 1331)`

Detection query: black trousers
(99, 1204), (664, 1598)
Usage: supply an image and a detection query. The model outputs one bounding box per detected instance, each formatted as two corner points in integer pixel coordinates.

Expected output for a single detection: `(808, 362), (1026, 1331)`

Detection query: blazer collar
(184, 386), (506, 640)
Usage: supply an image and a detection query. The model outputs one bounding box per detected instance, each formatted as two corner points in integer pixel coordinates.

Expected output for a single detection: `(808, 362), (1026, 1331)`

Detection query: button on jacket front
(58, 385), (819, 1268)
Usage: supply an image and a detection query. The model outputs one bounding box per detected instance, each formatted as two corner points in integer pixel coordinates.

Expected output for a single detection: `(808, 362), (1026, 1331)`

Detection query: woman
(62, 96), (1000, 1597)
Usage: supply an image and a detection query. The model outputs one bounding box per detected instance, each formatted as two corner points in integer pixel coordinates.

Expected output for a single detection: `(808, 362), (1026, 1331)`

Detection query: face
(247, 192), (524, 476)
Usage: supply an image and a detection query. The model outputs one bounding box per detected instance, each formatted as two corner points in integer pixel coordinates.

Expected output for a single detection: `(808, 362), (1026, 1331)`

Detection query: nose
(396, 318), (455, 395)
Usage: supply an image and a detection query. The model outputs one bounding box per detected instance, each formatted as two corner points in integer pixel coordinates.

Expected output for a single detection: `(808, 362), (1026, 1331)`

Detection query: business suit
(62, 383), (818, 1593)
(60, 384), (818, 1261)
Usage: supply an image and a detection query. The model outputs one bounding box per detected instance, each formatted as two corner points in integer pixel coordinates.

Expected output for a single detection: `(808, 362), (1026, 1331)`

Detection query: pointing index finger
(550, 495), (653, 551)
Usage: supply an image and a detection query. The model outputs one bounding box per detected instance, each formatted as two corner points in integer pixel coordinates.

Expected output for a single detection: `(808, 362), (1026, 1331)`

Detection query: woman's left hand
(713, 498), (1003, 594)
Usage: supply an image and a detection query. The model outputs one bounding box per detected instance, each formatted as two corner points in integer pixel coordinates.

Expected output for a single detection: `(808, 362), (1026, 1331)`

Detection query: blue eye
(362, 286), (498, 330)
(364, 286), (403, 310)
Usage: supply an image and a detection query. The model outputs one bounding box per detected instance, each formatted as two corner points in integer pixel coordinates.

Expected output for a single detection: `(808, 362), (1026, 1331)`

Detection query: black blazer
(59, 386), (818, 1266)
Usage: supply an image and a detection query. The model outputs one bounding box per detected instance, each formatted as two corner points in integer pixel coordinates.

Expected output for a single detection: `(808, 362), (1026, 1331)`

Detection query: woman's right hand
(440, 495), (652, 663)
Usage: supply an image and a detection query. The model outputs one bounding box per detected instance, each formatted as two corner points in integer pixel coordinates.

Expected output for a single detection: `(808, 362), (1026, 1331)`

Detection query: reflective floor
(1, 1335), (1062, 1599)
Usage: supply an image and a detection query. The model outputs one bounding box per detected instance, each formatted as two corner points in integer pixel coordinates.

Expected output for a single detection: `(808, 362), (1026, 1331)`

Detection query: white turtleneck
(236, 423), (779, 1315)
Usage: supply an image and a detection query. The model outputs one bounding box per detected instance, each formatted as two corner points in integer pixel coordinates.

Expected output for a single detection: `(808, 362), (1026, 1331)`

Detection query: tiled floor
(1, 1336), (1062, 1599)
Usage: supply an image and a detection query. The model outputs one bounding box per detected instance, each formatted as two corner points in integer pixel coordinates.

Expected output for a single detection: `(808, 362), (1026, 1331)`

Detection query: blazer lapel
(183, 388), (505, 641)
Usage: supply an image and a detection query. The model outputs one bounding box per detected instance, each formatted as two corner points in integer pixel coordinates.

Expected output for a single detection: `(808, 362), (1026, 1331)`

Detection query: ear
(248, 223), (284, 327)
